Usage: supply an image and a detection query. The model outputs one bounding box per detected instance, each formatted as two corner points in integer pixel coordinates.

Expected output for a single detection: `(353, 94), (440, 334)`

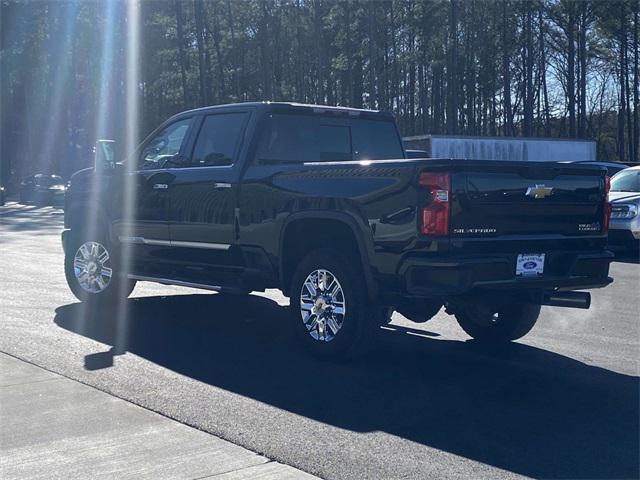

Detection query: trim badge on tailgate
(453, 228), (497, 235)
(526, 184), (554, 199)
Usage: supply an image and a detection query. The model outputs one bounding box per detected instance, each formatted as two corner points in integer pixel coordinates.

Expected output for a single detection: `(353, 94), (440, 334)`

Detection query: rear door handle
(213, 182), (232, 189)
(153, 183), (169, 190)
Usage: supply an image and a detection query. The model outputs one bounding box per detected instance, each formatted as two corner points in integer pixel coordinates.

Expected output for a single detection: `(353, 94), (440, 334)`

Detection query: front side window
(139, 118), (192, 169)
(188, 112), (249, 167)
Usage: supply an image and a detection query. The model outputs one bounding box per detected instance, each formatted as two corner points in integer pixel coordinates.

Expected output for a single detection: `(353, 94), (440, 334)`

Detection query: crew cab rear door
(167, 109), (252, 283)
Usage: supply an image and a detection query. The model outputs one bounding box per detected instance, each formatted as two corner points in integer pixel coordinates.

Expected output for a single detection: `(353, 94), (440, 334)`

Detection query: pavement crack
(188, 459), (272, 480)
(0, 377), (63, 388)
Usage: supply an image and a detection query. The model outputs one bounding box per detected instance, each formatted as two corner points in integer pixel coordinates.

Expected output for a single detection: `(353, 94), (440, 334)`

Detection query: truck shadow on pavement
(54, 293), (639, 480)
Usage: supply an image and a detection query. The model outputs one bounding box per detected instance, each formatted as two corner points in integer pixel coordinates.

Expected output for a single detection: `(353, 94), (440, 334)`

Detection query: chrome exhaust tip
(542, 291), (591, 309)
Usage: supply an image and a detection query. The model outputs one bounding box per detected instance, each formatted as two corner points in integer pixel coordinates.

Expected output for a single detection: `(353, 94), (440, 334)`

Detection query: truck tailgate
(446, 161), (607, 239)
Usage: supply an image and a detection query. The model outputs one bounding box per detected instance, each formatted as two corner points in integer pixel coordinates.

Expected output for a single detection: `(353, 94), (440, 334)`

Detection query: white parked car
(608, 166), (640, 251)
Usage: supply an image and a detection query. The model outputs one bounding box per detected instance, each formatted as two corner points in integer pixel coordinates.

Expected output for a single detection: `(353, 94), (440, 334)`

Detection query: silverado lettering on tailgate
(453, 228), (498, 235)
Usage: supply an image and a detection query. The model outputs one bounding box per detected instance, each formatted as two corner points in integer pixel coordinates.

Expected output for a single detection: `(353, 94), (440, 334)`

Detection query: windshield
(610, 169), (640, 192)
(35, 175), (64, 187)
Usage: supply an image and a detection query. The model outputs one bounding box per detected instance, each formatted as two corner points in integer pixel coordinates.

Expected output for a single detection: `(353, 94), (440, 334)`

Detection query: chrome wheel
(73, 241), (113, 293)
(300, 269), (346, 342)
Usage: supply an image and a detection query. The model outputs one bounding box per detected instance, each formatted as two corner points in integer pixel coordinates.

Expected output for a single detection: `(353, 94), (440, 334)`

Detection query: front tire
(64, 229), (135, 304)
(290, 248), (374, 360)
(454, 302), (541, 343)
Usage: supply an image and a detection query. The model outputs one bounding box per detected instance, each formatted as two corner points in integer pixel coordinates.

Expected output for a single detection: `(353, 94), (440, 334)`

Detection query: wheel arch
(279, 211), (377, 299)
(65, 201), (112, 242)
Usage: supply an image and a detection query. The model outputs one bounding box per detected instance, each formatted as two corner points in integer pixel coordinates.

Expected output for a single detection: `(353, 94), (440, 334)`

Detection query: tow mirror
(94, 139), (116, 173)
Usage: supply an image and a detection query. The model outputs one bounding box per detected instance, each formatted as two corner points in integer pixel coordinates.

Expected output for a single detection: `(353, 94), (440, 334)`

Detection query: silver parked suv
(608, 166), (640, 251)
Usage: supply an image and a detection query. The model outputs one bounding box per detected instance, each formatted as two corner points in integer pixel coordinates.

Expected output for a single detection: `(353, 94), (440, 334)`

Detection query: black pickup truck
(63, 102), (613, 359)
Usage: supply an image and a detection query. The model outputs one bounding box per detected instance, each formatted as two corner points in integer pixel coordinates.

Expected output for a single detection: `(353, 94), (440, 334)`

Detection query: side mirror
(94, 139), (116, 173)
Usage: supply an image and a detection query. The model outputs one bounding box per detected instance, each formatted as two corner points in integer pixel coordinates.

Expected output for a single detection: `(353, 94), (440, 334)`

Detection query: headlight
(611, 204), (638, 219)
(50, 185), (66, 191)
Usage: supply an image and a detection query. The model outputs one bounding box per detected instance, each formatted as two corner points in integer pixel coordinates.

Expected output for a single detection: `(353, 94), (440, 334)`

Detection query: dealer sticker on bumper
(516, 253), (545, 276)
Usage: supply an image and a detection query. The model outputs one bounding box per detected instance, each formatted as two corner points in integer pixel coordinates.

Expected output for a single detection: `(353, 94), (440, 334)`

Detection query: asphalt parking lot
(1, 202), (638, 480)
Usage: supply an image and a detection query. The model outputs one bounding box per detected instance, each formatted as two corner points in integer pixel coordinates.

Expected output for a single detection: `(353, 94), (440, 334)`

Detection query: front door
(114, 117), (194, 276)
(168, 110), (252, 284)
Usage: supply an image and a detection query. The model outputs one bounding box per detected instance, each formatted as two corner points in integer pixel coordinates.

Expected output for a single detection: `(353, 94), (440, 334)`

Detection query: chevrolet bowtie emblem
(526, 184), (553, 199)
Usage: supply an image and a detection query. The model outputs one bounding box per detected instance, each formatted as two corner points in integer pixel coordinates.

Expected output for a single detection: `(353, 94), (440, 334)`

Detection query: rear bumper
(400, 250), (614, 296)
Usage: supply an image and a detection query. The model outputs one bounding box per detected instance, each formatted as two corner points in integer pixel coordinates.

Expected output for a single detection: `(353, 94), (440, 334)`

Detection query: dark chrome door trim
(171, 240), (231, 250)
(119, 236), (230, 250)
(118, 236), (171, 247)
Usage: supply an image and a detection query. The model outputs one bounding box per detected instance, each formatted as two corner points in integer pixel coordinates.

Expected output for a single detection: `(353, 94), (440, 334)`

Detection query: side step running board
(127, 274), (226, 292)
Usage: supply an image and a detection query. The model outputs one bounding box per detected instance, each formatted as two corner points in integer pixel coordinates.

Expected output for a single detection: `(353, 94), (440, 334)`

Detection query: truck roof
(174, 101), (393, 119)
(403, 133), (596, 143)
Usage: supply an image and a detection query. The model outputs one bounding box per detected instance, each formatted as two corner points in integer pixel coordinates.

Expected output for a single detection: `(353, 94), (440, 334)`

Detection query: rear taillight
(419, 172), (450, 236)
(603, 176), (611, 232)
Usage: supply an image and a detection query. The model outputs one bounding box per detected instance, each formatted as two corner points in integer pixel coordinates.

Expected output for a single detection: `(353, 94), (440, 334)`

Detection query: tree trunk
(175, 1), (189, 107)
(465, 1), (477, 135)
(502, 1), (513, 136)
(204, 1), (226, 102)
(539, 6), (550, 136)
(352, 56), (363, 108)
(391, 2), (399, 111)
(344, 1), (352, 106)
(523, 1), (534, 136)
(419, 62), (427, 133)
(625, 13), (633, 163)
(193, 0), (207, 105)
(634, 0), (639, 163)
(567, 4), (576, 137)
(578, 1), (588, 138)
(367, 1), (377, 109)
(259, 1), (272, 99)
(226, 0), (239, 100)
(619, 2), (627, 161)
(447, 0), (458, 134)
(433, 64), (443, 134)
(313, 0), (325, 103)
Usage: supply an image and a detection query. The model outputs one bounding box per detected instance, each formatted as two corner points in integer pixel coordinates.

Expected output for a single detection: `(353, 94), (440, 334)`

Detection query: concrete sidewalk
(0, 353), (317, 480)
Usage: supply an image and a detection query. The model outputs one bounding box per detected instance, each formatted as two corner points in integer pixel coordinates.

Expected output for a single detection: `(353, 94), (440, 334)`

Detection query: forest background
(1, 0), (638, 184)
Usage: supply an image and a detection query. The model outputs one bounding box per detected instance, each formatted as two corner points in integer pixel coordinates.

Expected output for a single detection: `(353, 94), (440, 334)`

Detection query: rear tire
(64, 229), (135, 304)
(454, 302), (541, 343)
(290, 248), (374, 361)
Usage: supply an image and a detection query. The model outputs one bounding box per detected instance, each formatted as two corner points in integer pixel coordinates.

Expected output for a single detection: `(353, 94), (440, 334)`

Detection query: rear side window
(316, 125), (351, 160)
(255, 113), (403, 164)
(255, 114), (352, 163)
(352, 120), (404, 160)
(188, 112), (249, 167)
